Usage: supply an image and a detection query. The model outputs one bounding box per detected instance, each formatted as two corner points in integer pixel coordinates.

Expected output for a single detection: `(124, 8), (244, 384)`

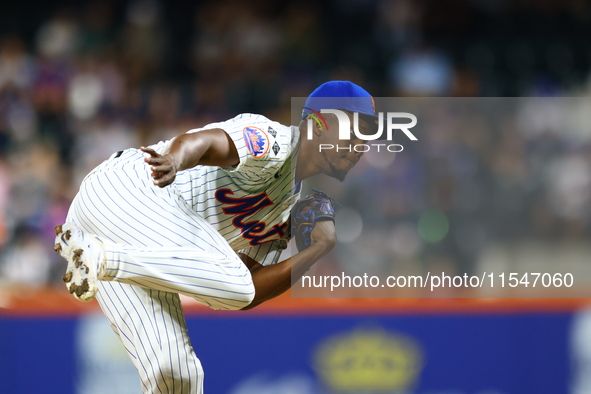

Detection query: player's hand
(310, 219), (337, 251)
(140, 146), (177, 187)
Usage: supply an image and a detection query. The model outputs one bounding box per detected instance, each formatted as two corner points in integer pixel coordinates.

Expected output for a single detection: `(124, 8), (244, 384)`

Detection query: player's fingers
(154, 174), (175, 187)
(146, 159), (161, 167)
(150, 164), (171, 173)
(144, 154), (163, 161)
(143, 152), (162, 161)
(140, 146), (160, 158)
(149, 167), (174, 182)
(150, 169), (170, 180)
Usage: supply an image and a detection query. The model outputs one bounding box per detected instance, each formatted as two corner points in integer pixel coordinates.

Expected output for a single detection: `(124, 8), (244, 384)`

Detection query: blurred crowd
(314, 98), (591, 295)
(1, 0), (591, 287)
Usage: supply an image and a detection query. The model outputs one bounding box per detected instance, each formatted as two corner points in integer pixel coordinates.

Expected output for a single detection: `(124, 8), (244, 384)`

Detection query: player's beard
(329, 163), (347, 181)
(322, 151), (348, 182)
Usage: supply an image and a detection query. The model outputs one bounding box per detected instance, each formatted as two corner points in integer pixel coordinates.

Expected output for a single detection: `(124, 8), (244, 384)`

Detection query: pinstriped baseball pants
(66, 162), (255, 394)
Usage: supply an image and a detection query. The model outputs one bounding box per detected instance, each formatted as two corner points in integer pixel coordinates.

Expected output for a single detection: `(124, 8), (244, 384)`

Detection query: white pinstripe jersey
(155, 113), (301, 266)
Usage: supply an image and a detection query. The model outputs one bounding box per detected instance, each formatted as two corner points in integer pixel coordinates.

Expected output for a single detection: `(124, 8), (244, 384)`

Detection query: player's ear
(308, 113), (325, 136)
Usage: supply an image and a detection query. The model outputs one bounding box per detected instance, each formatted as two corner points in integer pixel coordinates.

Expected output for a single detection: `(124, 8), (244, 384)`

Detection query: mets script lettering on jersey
(215, 189), (288, 246)
(243, 126), (269, 158)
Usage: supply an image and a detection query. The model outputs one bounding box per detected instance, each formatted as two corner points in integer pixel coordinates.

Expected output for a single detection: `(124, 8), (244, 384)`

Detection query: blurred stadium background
(1, 0), (591, 393)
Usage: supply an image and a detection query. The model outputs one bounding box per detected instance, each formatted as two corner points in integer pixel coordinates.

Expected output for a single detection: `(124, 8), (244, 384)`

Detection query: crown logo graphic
(313, 328), (422, 392)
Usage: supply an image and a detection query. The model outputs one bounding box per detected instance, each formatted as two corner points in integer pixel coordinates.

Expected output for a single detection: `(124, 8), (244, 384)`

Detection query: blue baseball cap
(301, 81), (377, 119)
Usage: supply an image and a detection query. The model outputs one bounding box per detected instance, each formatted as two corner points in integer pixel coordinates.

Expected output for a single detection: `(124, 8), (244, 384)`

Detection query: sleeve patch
(243, 126), (270, 158)
(272, 141), (280, 155)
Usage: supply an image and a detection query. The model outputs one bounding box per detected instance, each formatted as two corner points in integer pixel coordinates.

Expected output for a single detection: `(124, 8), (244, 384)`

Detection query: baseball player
(54, 81), (377, 393)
